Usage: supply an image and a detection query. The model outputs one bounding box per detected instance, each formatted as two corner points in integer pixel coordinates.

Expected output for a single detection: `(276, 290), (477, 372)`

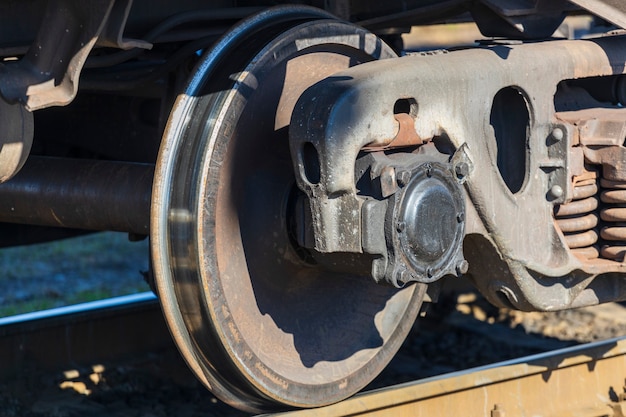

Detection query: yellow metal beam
(275, 337), (626, 417)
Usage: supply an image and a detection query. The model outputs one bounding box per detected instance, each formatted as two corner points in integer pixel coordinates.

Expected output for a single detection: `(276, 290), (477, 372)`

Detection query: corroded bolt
(397, 170), (411, 187)
(395, 268), (407, 286)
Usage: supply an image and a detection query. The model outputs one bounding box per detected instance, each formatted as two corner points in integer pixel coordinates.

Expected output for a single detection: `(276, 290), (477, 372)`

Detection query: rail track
(0, 292), (166, 381)
(1, 292), (625, 416)
(280, 338), (626, 417)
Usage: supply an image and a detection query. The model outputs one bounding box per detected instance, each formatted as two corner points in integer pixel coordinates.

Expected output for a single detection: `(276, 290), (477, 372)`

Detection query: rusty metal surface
(555, 171), (600, 258)
(552, 106), (626, 266)
(558, 108), (626, 148)
(275, 336), (626, 417)
(151, 6), (428, 412)
(600, 180), (626, 260)
(289, 33), (626, 312)
(362, 113), (425, 151)
(1, 2), (625, 413)
(0, 156), (153, 235)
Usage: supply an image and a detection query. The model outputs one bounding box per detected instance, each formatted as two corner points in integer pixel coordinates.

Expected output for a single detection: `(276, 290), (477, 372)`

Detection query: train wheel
(151, 6), (426, 412)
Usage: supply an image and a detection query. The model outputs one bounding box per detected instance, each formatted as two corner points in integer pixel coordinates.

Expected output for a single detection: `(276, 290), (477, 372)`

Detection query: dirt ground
(451, 287), (626, 343)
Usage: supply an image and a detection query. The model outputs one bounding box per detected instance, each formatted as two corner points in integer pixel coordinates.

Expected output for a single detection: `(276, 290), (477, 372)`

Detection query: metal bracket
(97, 0), (152, 50)
(0, 0), (116, 110)
(290, 33), (626, 310)
(544, 124), (575, 204)
(0, 99), (33, 183)
(471, 0), (570, 39)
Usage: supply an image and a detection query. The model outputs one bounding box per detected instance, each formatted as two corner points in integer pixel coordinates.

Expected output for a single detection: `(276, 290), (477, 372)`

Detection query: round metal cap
(391, 162), (465, 284)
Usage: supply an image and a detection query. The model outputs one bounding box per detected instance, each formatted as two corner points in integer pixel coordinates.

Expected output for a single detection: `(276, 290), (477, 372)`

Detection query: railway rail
(1, 292), (625, 416)
(280, 338), (626, 417)
(0, 292), (167, 381)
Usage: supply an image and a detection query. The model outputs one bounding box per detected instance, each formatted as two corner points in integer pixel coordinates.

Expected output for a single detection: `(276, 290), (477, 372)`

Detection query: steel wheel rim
(151, 6), (426, 412)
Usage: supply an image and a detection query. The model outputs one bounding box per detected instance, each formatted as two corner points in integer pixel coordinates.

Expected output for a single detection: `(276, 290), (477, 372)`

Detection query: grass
(0, 232), (151, 317)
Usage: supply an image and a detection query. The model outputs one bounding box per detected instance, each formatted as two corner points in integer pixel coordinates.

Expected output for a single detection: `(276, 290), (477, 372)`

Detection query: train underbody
(1, 0), (626, 412)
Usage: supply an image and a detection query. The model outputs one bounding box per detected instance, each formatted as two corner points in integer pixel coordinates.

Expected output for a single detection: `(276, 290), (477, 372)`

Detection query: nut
(455, 162), (470, 179)
(397, 170), (411, 187)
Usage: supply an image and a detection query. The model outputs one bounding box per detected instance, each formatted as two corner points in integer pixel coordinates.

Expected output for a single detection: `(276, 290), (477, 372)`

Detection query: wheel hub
(388, 162), (466, 286)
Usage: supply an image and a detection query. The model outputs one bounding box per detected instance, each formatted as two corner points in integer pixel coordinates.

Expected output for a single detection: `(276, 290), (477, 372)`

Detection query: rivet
(457, 212), (465, 223)
(427, 267), (434, 278)
(396, 221), (406, 233)
(549, 185), (564, 198)
(551, 127), (564, 142)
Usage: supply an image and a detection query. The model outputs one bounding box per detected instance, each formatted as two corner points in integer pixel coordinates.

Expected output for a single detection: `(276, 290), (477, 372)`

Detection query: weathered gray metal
(0, 0), (116, 110)
(290, 34), (626, 311)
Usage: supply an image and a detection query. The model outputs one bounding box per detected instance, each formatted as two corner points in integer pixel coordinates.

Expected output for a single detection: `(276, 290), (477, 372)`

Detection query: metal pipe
(0, 156), (153, 235)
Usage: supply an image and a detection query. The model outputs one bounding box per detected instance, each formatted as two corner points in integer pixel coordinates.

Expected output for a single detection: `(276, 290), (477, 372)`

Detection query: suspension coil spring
(554, 170), (599, 260)
(600, 178), (626, 261)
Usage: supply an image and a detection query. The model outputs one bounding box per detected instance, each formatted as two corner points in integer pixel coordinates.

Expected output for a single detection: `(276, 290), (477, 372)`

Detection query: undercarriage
(1, 0), (626, 412)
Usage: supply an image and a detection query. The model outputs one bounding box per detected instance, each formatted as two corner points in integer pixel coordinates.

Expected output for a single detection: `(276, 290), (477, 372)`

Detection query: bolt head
(551, 127), (564, 142)
(549, 185), (564, 199)
(397, 170), (411, 187)
(394, 268), (408, 287)
(455, 162), (470, 179)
